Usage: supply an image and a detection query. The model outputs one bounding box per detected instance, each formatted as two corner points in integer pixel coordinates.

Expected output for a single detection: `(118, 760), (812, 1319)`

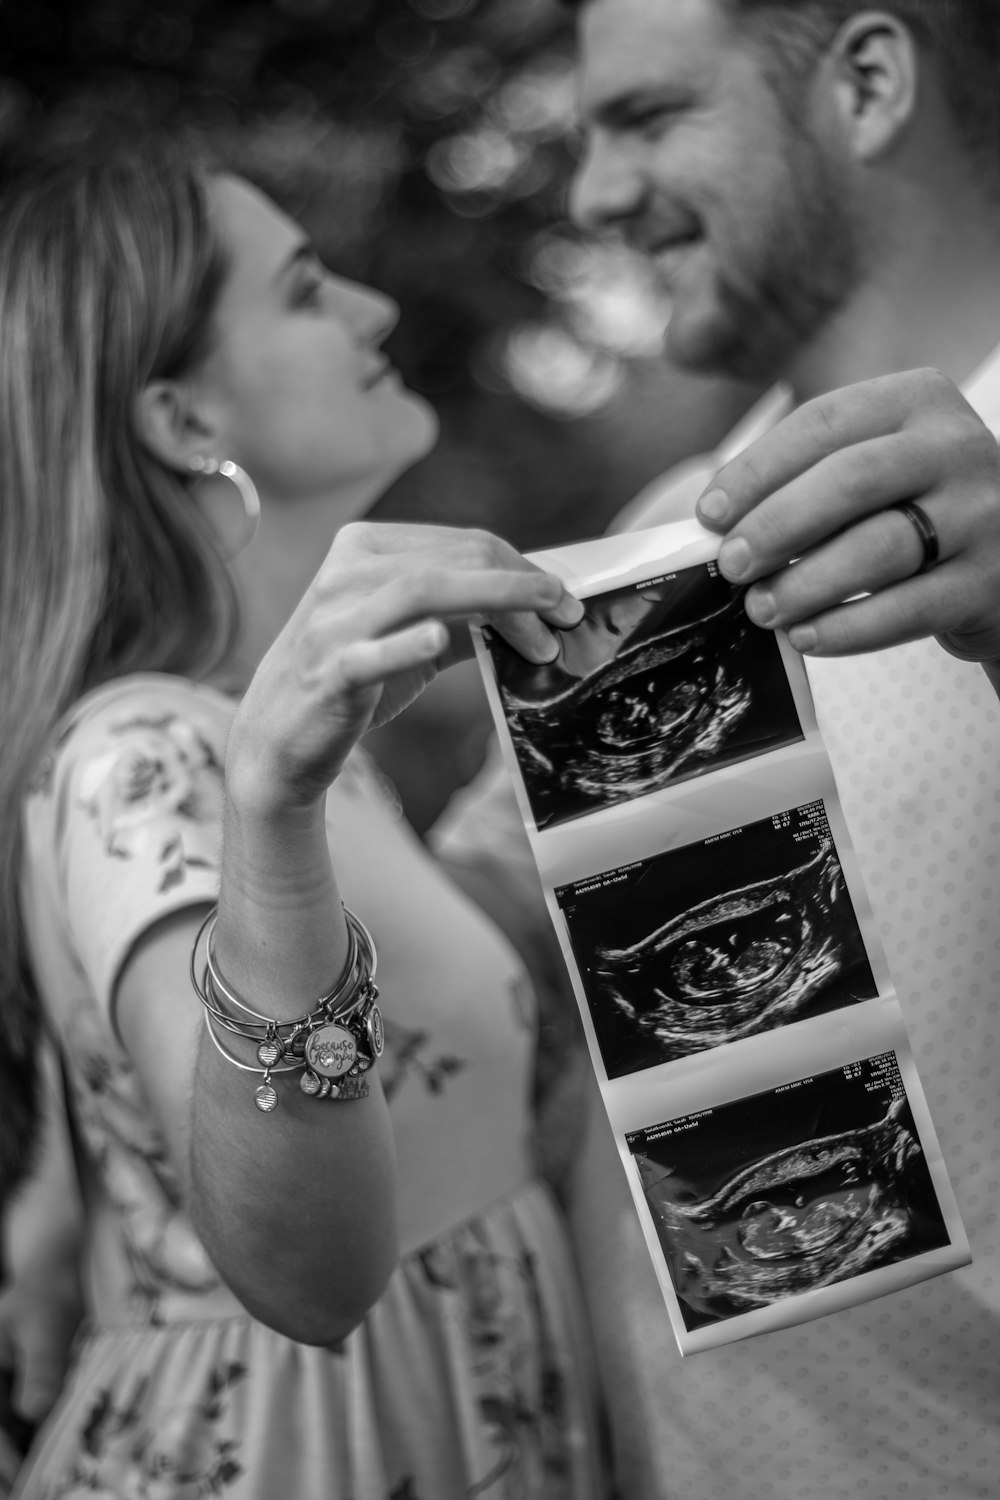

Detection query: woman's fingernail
(718, 536), (752, 579)
(698, 489), (729, 524)
(535, 631), (560, 663)
(421, 622), (448, 653)
(553, 594), (586, 627)
(789, 624), (817, 654)
(746, 588), (776, 627)
(539, 578), (564, 606)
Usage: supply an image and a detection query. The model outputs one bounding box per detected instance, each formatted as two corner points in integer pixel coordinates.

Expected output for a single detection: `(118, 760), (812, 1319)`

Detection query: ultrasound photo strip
(485, 561), (803, 832)
(555, 799), (880, 1079)
(473, 517), (971, 1354)
(622, 1048), (965, 1352)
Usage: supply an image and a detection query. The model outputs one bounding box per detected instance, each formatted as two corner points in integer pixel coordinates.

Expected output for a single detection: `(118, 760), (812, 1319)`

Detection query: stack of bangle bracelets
(190, 905), (383, 1114)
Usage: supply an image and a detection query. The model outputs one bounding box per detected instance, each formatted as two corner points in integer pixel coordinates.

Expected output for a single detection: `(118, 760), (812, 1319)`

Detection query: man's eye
(625, 106), (674, 137)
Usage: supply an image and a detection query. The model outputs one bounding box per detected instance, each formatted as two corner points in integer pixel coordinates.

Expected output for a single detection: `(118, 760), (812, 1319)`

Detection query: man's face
(570, 0), (860, 382)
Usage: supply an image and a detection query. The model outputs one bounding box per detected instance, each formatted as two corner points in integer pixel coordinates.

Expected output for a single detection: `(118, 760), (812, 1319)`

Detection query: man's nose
(568, 135), (644, 234)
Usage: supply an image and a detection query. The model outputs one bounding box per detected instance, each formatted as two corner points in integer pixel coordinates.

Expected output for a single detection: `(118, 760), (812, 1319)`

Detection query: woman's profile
(0, 145), (603, 1498)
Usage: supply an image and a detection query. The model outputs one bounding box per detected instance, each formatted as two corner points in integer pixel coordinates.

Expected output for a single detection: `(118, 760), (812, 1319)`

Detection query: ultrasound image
(627, 1055), (950, 1330)
(557, 802), (878, 1077)
(488, 565), (802, 830)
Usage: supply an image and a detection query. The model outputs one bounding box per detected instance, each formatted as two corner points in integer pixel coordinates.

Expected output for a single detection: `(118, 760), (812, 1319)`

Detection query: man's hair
(567, 1), (1000, 178)
(725, 2), (1000, 176)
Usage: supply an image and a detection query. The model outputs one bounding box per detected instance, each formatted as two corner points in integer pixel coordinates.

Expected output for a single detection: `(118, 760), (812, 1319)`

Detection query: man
(434, 2), (1000, 1496)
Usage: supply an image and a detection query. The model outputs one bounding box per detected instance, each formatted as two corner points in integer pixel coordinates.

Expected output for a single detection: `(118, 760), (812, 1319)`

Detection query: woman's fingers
(314, 557), (583, 668)
(335, 622), (450, 694)
(479, 587), (585, 664)
(236, 522), (588, 802)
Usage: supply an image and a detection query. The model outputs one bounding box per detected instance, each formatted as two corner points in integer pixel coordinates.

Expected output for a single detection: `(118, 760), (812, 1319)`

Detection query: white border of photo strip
(473, 518), (970, 1355)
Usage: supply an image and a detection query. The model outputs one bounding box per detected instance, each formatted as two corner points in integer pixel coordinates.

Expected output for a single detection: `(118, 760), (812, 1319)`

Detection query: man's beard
(665, 132), (861, 385)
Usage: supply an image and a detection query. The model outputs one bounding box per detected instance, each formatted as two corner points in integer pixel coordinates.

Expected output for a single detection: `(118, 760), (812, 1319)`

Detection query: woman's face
(198, 175), (437, 508)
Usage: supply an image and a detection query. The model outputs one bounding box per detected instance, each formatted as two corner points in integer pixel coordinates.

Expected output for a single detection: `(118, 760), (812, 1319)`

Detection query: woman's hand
(178, 520), (583, 1341)
(229, 521), (583, 809)
(694, 368), (1000, 662)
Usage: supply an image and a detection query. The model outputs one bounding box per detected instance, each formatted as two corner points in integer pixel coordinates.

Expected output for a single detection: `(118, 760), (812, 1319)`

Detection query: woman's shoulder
(60, 671), (235, 738)
(25, 671), (236, 811)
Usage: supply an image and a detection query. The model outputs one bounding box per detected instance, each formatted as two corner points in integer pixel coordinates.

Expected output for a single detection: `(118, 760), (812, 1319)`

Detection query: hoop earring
(188, 456), (261, 555)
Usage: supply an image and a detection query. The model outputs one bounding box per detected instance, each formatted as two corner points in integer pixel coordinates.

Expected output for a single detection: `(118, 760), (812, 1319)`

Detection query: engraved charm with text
(305, 1023), (358, 1078)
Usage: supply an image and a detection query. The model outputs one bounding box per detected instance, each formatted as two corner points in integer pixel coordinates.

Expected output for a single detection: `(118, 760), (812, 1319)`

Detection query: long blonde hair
(0, 146), (238, 1202)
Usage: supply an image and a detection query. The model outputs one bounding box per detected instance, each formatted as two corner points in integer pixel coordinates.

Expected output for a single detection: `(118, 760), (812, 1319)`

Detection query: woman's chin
(397, 389), (440, 461)
(374, 396), (441, 489)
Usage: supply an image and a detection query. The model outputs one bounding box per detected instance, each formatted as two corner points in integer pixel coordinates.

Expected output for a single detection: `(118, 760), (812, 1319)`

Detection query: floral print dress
(14, 675), (604, 1500)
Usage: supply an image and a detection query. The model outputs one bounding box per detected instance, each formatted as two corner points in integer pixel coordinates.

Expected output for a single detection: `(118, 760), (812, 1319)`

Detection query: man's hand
(0, 1267), (80, 1434)
(694, 368), (1000, 664)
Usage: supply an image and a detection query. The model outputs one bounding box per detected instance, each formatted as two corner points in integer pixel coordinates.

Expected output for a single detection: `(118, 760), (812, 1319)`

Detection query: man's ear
(134, 380), (218, 473)
(825, 11), (919, 161)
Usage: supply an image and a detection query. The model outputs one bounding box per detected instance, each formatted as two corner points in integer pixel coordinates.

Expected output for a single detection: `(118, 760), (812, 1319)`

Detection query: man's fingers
(710, 434), (945, 583)
(742, 503), (941, 628)
(696, 369), (956, 532)
(781, 565), (970, 656)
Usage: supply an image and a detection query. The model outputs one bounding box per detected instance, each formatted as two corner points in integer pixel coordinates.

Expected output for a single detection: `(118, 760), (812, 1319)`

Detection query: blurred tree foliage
(0, 0), (759, 548)
(0, 0), (762, 826)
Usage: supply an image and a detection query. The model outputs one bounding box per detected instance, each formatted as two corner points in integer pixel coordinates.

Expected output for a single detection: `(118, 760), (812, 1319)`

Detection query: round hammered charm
(257, 1037), (284, 1068)
(366, 1003), (384, 1059)
(299, 1069), (321, 1097)
(254, 1083), (278, 1113)
(304, 1023), (357, 1079)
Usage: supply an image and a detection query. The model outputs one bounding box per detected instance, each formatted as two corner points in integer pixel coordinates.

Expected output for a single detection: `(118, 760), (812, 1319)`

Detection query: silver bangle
(190, 905), (382, 1114)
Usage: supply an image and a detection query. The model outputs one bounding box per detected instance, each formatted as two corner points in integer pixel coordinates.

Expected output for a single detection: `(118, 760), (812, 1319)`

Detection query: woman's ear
(134, 380), (217, 472)
(825, 11), (919, 161)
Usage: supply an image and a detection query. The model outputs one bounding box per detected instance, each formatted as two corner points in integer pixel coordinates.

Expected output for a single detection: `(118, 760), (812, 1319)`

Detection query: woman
(0, 147), (604, 1498)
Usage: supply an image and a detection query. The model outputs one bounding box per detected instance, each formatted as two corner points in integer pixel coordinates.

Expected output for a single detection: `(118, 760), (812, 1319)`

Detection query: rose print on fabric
(44, 1362), (246, 1499)
(418, 1227), (576, 1500)
(77, 715), (223, 892)
(378, 1017), (466, 1103)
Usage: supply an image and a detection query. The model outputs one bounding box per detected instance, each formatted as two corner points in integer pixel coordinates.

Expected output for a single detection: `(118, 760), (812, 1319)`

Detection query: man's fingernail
(746, 588), (776, 627)
(718, 536), (752, 579)
(698, 489), (729, 524)
(789, 624), (817, 653)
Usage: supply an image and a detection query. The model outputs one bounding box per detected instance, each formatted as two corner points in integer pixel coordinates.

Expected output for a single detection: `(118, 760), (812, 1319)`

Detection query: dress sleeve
(27, 679), (233, 1029)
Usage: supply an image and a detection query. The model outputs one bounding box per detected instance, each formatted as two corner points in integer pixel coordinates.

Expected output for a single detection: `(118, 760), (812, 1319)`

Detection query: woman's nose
(333, 278), (400, 343)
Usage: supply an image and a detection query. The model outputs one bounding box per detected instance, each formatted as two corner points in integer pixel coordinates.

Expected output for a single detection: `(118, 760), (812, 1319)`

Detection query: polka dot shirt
(562, 354), (1000, 1500)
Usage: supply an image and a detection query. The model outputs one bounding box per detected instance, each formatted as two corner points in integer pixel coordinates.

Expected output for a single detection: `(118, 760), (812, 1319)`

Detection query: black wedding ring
(895, 500), (940, 575)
